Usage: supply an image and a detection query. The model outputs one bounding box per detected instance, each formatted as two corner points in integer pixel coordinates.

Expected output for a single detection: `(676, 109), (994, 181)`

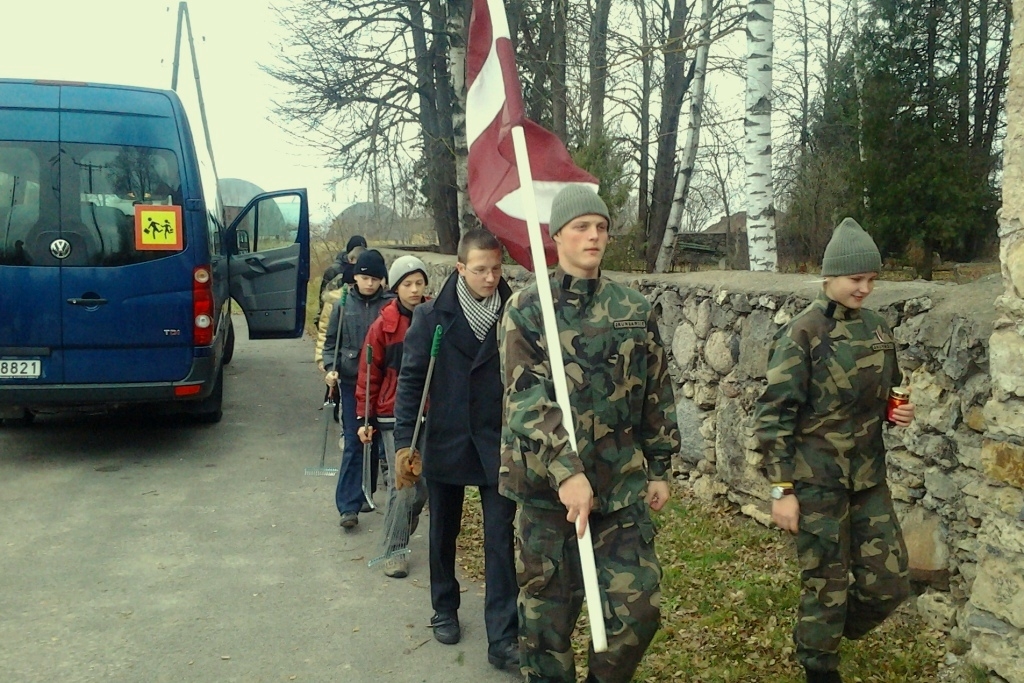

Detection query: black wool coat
(394, 273), (511, 487)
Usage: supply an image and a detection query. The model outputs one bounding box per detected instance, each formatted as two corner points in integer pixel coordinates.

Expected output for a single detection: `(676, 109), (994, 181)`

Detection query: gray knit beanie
(388, 255), (429, 291)
(548, 185), (610, 237)
(821, 217), (882, 276)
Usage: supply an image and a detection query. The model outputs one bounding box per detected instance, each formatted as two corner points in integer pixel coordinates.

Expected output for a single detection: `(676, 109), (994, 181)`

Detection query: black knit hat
(345, 235), (367, 254)
(354, 249), (387, 280)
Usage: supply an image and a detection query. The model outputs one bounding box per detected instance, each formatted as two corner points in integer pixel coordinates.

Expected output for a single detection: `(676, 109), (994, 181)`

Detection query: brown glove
(395, 447), (422, 490)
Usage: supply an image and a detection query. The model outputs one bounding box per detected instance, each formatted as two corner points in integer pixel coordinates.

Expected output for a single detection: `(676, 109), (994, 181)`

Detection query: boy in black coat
(392, 229), (519, 672)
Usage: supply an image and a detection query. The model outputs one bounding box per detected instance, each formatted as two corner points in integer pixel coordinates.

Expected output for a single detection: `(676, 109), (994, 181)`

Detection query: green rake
(369, 324), (442, 568)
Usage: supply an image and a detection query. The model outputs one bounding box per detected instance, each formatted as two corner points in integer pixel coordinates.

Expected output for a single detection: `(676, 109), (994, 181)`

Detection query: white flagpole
(509, 126), (608, 654)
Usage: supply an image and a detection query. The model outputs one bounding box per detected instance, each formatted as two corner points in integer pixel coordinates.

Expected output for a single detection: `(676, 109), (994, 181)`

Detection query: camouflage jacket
(498, 269), (680, 513)
(752, 292), (901, 491)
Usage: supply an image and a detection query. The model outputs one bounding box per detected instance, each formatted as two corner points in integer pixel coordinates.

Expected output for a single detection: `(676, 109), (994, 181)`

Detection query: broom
(305, 286), (347, 476)
(360, 343), (377, 510)
(369, 324), (442, 568)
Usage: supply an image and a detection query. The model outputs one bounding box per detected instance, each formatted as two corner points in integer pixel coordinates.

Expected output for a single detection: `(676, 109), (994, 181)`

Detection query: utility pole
(170, 2), (219, 182)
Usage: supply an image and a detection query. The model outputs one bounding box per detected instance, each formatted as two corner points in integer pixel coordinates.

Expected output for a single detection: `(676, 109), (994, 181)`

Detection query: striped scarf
(456, 275), (501, 342)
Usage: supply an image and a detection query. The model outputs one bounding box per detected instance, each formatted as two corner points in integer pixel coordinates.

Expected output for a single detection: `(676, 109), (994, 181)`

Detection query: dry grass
(457, 486), (949, 682)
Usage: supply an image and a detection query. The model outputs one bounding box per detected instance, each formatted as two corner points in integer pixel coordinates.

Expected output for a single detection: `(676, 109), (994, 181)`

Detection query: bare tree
(696, 103), (745, 266)
(643, 0), (697, 271)
(655, 0), (713, 272)
(265, 0), (460, 253)
(589, 0), (614, 137)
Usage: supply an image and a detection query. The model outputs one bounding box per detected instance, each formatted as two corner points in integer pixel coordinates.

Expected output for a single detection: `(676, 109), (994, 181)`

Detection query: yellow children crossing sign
(134, 205), (184, 251)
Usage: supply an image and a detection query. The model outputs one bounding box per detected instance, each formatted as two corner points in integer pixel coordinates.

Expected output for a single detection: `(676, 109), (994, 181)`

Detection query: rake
(360, 343), (377, 510)
(369, 324), (442, 568)
(305, 287), (347, 477)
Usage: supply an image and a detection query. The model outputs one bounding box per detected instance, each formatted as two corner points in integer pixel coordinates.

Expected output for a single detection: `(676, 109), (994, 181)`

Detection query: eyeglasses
(463, 265), (502, 277)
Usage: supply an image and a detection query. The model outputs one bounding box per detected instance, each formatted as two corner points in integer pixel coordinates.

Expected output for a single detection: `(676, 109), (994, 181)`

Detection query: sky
(0, 1), (354, 223)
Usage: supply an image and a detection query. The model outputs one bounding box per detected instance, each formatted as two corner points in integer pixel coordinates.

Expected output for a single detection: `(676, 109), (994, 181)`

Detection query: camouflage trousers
(794, 482), (910, 672)
(515, 502), (662, 683)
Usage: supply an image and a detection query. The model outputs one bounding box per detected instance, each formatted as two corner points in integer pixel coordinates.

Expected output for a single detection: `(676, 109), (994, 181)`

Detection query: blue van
(0, 80), (310, 424)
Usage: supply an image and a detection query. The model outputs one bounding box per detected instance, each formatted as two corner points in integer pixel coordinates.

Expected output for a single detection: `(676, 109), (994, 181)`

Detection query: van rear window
(0, 142), (183, 267)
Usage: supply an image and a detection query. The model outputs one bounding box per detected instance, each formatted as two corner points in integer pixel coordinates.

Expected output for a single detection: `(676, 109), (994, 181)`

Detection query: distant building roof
(701, 210), (787, 234)
(219, 178), (267, 208)
(337, 201), (400, 224)
(702, 212), (747, 234)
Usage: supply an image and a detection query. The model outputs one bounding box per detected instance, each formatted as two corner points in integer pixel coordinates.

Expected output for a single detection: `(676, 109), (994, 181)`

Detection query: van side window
(0, 143), (48, 266)
(67, 144), (183, 266)
(234, 195), (302, 255)
(208, 211), (223, 256)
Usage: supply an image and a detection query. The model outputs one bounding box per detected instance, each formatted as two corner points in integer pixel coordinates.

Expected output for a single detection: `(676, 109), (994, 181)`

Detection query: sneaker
(383, 555), (408, 578)
(487, 638), (520, 672)
(430, 611), (460, 645)
(360, 501), (373, 513)
(339, 512), (358, 529)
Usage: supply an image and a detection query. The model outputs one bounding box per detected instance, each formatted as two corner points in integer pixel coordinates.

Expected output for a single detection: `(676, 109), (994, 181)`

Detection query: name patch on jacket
(613, 320), (646, 329)
(872, 328), (895, 351)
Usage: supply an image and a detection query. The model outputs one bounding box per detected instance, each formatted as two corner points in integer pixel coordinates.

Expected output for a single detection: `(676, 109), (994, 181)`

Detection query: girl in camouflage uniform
(752, 218), (916, 683)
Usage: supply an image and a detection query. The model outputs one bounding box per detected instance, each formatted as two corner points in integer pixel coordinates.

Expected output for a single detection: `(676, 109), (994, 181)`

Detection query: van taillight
(193, 266), (214, 346)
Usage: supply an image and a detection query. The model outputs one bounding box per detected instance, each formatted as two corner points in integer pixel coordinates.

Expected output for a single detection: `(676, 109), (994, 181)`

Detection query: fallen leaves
(458, 485), (946, 683)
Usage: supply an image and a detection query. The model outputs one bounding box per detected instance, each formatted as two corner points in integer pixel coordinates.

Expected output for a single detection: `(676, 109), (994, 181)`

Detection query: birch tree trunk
(853, 0), (865, 166)
(745, 0), (777, 271)
(655, 0), (712, 273)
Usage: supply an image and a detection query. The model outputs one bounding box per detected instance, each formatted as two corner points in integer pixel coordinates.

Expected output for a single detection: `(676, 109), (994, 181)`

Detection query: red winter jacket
(356, 297), (427, 422)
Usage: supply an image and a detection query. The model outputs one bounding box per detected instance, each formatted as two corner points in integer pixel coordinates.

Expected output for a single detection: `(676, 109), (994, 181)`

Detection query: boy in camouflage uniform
(498, 185), (680, 683)
(752, 218), (916, 683)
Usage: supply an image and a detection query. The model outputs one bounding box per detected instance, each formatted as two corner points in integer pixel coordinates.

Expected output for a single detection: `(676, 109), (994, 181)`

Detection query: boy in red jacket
(357, 255), (430, 578)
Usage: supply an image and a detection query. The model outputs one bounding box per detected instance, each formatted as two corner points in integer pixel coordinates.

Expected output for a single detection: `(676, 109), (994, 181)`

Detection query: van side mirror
(236, 230), (250, 254)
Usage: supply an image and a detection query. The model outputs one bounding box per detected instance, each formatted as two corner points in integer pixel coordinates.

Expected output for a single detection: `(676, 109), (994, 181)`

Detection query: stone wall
(640, 271), (1020, 683)
(969, 1), (1024, 680)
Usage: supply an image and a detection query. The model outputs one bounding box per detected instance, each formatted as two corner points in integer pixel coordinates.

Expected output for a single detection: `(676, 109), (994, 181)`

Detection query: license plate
(0, 359), (41, 378)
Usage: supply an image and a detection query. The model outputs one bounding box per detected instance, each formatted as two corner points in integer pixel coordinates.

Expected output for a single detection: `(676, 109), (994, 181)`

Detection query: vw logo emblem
(50, 239), (72, 259)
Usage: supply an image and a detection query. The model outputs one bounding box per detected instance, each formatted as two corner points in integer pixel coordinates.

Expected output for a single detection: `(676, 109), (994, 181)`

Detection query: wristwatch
(770, 485), (796, 499)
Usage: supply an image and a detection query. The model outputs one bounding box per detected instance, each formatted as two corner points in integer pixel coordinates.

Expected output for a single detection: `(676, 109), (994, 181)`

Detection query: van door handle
(67, 297), (108, 306)
(243, 256), (293, 275)
(243, 256), (268, 273)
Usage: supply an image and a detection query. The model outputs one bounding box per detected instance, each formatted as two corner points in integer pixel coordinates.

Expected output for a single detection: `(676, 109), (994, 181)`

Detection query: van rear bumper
(0, 356), (218, 408)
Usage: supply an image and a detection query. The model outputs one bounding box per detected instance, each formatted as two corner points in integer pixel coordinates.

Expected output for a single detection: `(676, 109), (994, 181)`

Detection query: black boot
(805, 668), (842, 683)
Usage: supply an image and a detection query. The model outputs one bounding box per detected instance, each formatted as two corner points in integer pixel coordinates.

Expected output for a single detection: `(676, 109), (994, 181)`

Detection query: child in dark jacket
(324, 249), (393, 529)
(356, 255), (430, 577)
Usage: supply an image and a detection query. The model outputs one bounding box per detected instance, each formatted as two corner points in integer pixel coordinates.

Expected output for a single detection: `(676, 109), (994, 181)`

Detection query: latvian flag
(466, 0), (599, 271)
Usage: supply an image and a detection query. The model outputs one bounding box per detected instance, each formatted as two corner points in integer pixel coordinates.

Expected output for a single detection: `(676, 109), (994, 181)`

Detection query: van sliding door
(57, 101), (194, 384)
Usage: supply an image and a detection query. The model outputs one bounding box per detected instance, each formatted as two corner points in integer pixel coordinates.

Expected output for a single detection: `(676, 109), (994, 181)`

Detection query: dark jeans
(335, 382), (380, 515)
(427, 478), (518, 647)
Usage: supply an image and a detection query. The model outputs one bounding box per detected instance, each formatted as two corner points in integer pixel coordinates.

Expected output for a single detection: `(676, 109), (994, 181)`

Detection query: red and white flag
(466, 0), (598, 270)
